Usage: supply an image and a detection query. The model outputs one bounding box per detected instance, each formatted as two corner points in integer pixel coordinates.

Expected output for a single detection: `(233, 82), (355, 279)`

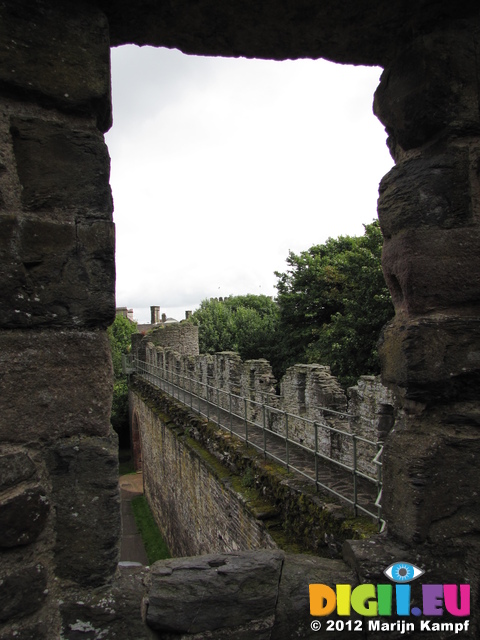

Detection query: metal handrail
(127, 355), (383, 525)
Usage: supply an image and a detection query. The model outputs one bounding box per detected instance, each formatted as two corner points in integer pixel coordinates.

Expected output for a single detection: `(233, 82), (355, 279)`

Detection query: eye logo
(384, 562), (424, 583)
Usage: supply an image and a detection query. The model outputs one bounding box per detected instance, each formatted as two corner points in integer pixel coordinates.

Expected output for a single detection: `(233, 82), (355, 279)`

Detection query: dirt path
(119, 472), (148, 565)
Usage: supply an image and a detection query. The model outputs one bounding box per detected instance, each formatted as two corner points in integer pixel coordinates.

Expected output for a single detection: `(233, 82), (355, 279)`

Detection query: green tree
(275, 221), (394, 387)
(188, 294), (280, 364)
(107, 314), (137, 447)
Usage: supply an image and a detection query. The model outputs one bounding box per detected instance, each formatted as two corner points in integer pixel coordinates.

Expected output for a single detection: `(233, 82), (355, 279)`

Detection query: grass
(130, 495), (171, 564)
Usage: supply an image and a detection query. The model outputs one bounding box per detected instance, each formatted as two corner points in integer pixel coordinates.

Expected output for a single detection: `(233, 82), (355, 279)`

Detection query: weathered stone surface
(0, 330), (113, 443)
(0, 451), (37, 490)
(0, 1), (111, 130)
(0, 564), (48, 623)
(343, 535), (410, 583)
(0, 115), (115, 329)
(381, 228), (480, 315)
(10, 118), (113, 215)
(145, 552), (360, 638)
(0, 486), (50, 547)
(379, 315), (480, 402)
(101, 0), (480, 67)
(0, 622), (50, 640)
(60, 564), (156, 640)
(374, 28), (480, 154)
(377, 149), (473, 240)
(382, 417), (480, 545)
(0, 216), (115, 329)
(347, 376), (395, 475)
(47, 433), (121, 587)
(272, 555), (356, 640)
(146, 551), (283, 635)
(280, 363), (348, 453)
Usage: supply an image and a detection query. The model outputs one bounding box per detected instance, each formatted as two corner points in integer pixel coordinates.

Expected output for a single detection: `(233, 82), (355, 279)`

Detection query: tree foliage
(275, 221), (394, 387)
(107, 314), (137, 446)
(187, 223), (393, 388)
(188, 294), (280, 363)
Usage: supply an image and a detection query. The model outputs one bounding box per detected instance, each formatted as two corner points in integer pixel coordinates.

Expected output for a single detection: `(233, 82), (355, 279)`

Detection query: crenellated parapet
(141, 339), (395, 480)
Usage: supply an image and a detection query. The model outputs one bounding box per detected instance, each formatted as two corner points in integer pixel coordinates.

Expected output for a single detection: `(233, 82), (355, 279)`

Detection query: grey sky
(105, 46), (394, 324)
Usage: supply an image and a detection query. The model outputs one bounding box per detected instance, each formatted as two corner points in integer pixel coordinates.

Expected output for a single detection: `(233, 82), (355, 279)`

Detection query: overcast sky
(105, 45), (394, 324)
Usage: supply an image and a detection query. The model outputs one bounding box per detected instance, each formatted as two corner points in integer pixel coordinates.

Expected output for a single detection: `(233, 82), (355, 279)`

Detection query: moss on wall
(131, 378), (377, 557)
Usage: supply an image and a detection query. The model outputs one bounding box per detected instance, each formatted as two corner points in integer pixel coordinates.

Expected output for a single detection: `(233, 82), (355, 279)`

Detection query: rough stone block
(0, 330), (113, 444)
(0, 118), (115, 329)
(0, 622), (50, 640)
(146, 551), (284, 635)
(0, 486), (50, 548)
(381, 227), (480, 314)
(382, 418), (480, 546)
(378, 149), (472, 239)
(0, 213), (15, 255)
(0, 216), (102, 328)
(75, 220), (116, 304)
(0, 451), (37, 490)
(343, 536), (411, 584)
(379, 314), (480, 402)
(0, 564), (48, 623)
(47, 433), (120, 587)
(374, 29), (480, 152)
(10, 118), (112, 215)
(0, 245), (115, 326)
(0, 1), (111, 130)
(0, 160), (6, 210)
(60, 565), (153, 640)
(272, 555), (356, 640)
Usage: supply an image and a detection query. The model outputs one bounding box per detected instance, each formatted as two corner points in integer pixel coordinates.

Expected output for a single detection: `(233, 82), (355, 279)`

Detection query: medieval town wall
(130, 389), (278, 558)
(139, 338), (395, 478)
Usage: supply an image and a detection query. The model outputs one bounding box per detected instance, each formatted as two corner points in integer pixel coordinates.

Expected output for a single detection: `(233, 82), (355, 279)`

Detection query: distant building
(116, 307), (134, 322)
(117, 305), (193, 332)
(136, 306), (176, 332)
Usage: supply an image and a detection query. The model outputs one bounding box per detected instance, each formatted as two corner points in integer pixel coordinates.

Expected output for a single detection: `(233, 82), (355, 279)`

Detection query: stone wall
(0, 3), (120, 638)
(145, 322), (200, 355)
(130, 389), (278, 557)
(130, 378), (378, 561)
(141, 341), (394, 477)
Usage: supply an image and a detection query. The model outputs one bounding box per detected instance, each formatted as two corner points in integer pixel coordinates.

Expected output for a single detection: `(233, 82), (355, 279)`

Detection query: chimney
(161, 313), (167, 323)
(185, 310), (192, 320)
(151, 306), (160, 325)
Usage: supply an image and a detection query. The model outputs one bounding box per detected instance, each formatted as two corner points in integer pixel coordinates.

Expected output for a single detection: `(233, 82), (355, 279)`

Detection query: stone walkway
(119, 472), (148, 565)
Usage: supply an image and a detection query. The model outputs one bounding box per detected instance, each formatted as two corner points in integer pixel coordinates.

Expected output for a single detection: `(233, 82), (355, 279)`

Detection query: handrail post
(352, 435), (358, 517)
(217, 387), (220, 428)
(314, 421), (319, 492)
(376, 441), (383, 523)
(262, 404), (267, 458)
(207, 384), (210, 421)
(229, 392), (233, 433)
(285, 412), (289, 470)
(244, 397), (248, 445)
